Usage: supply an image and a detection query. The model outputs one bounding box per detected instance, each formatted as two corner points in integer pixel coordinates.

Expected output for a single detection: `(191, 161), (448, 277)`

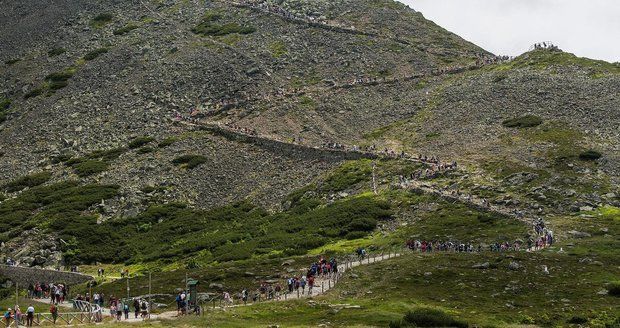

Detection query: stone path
(156, 252), (402, 319)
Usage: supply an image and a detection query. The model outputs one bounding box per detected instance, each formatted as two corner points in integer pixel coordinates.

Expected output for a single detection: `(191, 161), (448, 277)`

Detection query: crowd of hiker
(405, 219), (554, 253)
(27, 283), (67, 304)
(108, 297), (150, 321)
(2, 304), (46, 327)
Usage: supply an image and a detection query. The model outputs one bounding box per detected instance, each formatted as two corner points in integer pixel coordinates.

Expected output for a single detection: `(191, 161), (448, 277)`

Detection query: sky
(399, 0), (620, 62)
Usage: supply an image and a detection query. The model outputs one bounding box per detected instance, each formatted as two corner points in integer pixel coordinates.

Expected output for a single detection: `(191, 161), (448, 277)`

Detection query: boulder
(508, 262), (521, 270)
(209, 283), (224, 289)
(568, 230), (591, 238)
(281, 259), (295, 266)
(472, 262), (490, 269)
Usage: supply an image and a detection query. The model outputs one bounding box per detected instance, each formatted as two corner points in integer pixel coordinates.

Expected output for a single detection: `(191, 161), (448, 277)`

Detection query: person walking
(50, 303), (58, 324)
(26, 304), (35, 327)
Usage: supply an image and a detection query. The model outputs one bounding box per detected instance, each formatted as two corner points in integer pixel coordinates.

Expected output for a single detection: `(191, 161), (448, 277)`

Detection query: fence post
(328, 279), (331, 289)
(297, 289), (300, 298)
(321, 282), (324, 293)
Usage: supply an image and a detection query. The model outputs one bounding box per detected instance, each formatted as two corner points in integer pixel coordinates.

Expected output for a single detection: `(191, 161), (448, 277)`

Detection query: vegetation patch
(192, 11), (256, 37)
(579, 149), (602, 161)
(158, 137), (177, 148)
(502, 115), (543, 128)
(58, 195), (392, 264)
(4, 58), (21, 65)
(390, 308), (468, 328)
(172, 155), (208, 169)
(44, 68), (76, 90)
(63, 147), (127, 177)
(71, 160), (110, 177)
(269, 41), (288, 58)
(3, 172), (52, 193)
(91, 13), (114, 28)
(0, 181), (119, 243)
(113, 23), (140, 35)
(128, 136), (155, 149)
(48, 47), (66, 57)
(609, 281), (620, 297)
(83, 48), (108, 61)
(23, 87), (44, 99)
(494, 49), (620, 76)
(0, 98), (11, 123)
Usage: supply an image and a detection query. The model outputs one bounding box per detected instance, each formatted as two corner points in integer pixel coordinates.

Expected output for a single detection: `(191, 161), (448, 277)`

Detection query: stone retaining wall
(0, 265), (93, 286)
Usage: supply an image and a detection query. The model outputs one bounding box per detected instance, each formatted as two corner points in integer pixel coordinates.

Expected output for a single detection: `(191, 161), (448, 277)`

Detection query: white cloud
(399, 0), (620, 62)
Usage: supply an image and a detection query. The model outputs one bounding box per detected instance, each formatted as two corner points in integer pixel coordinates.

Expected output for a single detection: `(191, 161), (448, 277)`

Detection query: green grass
(2, 171), (52, 193)
(91, 13), (114, 28)
(83, 48), (108, 61)
(269, 41), (288, 58)
(171, 155), (208, 169)
(502, 115), (543, 128)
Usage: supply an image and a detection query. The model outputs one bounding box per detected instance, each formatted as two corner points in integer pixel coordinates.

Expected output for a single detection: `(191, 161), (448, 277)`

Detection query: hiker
(50, 303), (58, 324)
(242, 289), (248, 305)
(176, 292), (182, 315)
(224, 292), (233, 306)
(4, 307), (13, 327)
(140, 300), (148, 319)
(116, 303), (123, 321)
(26, 304), (35, 326)
(308, 276), (315, 295)
(123, 302), (130, 319)
(134, 298), (141, 318)
(14, 305), (21, 327)
(110, 304), (117, 319)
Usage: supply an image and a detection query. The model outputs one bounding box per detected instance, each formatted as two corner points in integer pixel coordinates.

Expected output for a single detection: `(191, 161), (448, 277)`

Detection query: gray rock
(568, 230), (592, 238)
(472, 262), (490, 269)
(508, 262), (521, 270)
(209, 283), (224, 289)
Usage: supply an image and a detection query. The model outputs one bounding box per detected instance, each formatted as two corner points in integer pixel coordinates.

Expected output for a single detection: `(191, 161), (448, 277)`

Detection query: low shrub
(45, 71), (74, 82)
(84, 48), (108, 61)
(192, 13), (255, 36)
(5, 59), (21, 65)
(502, 115), (543, 128)
(398, 308), (468, 328)
(72, 160), (109, 177)
(0, 98), (10, 123)
(24, 87), (44, 99)
(3, 171), (52, 192)
(91, 13), (114, 27)
(608, 281), (620, 296)
(172, 155), (208, 169)
(158, 137), (177, 148)
(128, 136), (155, 149)
(567, 316), (588, 324)
(48, 48), (66, 57)
(579, 150), (602, 161)
(137, 147), (154, 154)
(0, 98), (10, 110)
(113, 23), (140, 35)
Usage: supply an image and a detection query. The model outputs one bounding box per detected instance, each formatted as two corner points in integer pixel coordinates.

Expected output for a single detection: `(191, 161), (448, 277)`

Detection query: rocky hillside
(0, 0), (619, 267)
